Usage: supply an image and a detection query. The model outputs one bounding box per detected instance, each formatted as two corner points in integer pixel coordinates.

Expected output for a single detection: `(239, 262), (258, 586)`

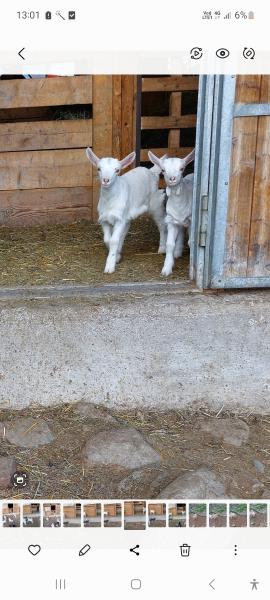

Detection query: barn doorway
(0, 75), (199, 289)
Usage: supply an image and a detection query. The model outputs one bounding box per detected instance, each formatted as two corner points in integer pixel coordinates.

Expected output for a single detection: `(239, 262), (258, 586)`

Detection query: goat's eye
(97, 167), (101, 171)
(162, 169), (165, 173)
(115, 168), (120, 173)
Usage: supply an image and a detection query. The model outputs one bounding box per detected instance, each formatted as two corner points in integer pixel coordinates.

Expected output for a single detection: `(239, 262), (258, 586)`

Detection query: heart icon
(28, 544), (41, 556)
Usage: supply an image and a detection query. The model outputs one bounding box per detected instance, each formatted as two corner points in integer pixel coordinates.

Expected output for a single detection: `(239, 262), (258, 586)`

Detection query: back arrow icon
(209, 579), (215, 590)
(18, 48), (25, 60)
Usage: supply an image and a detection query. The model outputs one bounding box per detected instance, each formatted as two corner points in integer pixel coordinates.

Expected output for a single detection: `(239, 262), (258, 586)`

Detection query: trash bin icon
(180, 543), (191, 557)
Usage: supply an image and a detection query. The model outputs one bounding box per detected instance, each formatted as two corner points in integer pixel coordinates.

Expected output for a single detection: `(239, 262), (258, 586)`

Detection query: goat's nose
(170, 176), (176, 182)
(103, 178), (109, 184)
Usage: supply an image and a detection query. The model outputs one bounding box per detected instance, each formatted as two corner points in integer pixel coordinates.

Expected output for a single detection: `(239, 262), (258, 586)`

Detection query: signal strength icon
(224, 12), (231, 19)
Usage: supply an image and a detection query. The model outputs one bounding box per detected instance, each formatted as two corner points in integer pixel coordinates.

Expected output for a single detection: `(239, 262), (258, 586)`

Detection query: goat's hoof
(158, 246), (166, 254)
(174, 252), (183, 259)
(161, 267), (172, 277)
(116, 253), (122, 263)
(104, 265), (115, 274)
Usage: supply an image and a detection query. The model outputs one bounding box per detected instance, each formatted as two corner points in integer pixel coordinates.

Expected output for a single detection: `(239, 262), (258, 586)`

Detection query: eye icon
(216, 48), (230, 59)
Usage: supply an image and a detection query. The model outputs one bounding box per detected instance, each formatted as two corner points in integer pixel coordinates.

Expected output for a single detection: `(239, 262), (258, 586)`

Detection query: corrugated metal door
(190, 75), (270, 289)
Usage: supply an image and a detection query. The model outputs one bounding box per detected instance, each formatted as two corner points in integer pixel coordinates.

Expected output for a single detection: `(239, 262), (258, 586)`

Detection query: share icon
(130, 544), (140, 556)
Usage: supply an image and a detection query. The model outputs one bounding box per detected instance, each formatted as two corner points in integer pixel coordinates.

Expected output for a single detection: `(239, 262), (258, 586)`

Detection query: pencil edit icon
(79, 544), (91, 557)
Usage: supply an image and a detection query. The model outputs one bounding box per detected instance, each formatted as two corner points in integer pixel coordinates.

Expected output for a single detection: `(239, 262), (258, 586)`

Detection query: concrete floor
(0, 284), (270, 411)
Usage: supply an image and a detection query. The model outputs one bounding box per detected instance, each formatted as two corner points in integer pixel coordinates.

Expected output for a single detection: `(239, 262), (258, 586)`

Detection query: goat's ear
(148, 151), (163, 170)
(120, 151), (136, 170)
(86, 147), (100, 167)
(183, 149), (195, 167)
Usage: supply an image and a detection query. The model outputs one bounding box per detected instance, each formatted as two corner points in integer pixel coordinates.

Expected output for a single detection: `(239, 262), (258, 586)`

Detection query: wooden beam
(121, 76), (137, 158)
(0, 119), (92, 152)
(92, 76), (113, 220)
(112, 75), (122, 158)
(0, 148), (92, 190)
(0, 187), (92, 226)
(141, 76), (199, 93)
(0, 76), (93, 109)
(168, 91), (182, 149)
(141, 115), (197, 130)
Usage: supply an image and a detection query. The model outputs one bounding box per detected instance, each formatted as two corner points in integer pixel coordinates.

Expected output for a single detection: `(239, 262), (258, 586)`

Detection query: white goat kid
(86, 148), (166, 273)
(148, 149), (195, 276)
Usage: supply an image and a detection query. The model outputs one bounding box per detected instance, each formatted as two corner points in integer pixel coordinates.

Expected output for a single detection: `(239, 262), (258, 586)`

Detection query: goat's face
(97, 157), (121, 188)
(86, 148), (136, 189)
(148, 149), (195, 188)
(161, 157), (186, 188)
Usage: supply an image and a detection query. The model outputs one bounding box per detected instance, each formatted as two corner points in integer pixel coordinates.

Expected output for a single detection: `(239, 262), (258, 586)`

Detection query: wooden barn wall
(0, 75), (198, 227)
(225, 75), (270, 278)
(0, 76), (93, 227)
(0, 75), (137, 227)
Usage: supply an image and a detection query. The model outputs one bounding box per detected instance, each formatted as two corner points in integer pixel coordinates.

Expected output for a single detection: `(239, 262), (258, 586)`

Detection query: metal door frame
(190, 74), (237, 289)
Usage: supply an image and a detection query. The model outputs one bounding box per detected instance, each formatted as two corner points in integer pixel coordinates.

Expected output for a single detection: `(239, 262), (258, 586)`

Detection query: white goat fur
(148, 149), (195, 276)
(86, 148), (166, 273)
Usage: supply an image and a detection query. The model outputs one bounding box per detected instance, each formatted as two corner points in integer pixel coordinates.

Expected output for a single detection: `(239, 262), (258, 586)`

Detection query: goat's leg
(151, 212), (167, 254)
(149, 192), (167, 253)
(116, 222), (130, 263)
(104, 220), (127, 273)
(101, 223), (112, 249)
(174, 226), (185, 258)
(157, 222), (167, 254)
(161, 223), (179, 276)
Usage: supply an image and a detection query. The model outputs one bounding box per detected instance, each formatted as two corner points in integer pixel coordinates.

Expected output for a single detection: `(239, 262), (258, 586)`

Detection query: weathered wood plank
(142, 76), (199, 93)
(246, 116), (270, 276)
(235, 75), (262, 103)
(112, 75), (122, 158)
(0, 76), (92, 109)
(0, 187), (92, 227)
(0, 149), (92, 190)
(140, 147), (194, 161)
(225, 75), (261, 277)
(92, 76), (113, 220)
(0, 119), (92, 152)
(121, 76), (136, 159)
(247, 76), (270, 276)
(141, 115), (196, 129)
(168, 92), (181, 149)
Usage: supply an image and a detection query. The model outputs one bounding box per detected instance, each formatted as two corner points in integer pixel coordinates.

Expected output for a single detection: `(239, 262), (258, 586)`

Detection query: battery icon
(45, 11), (52, 19)
(248, 11), (255, 19)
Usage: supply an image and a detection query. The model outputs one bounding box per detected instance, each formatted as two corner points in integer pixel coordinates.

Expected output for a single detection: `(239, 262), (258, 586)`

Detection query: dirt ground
(0, 218), (189, 287)
(1, 404), (270, 500)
